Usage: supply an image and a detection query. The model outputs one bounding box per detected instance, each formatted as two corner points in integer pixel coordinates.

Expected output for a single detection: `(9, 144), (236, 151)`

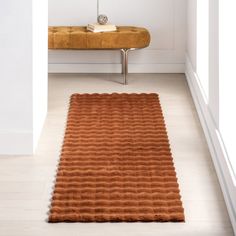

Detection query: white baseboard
(48, 63), (185, 74)
(0, 131), (33, 155)
(185, 56), (236, 234)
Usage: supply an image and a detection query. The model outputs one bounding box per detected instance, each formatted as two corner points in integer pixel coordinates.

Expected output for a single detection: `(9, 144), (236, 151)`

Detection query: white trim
(48, 63), (185, 74)
(185, 55), (236, 234)
(33, 112), (47, 152)
(0, 131), (33, 155)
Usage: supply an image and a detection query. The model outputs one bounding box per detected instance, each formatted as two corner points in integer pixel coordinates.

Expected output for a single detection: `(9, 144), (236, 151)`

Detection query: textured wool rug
(48, 93), (185, 223)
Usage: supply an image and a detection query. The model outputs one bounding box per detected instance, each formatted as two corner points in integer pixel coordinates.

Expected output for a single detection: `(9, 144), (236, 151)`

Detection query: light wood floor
(0, 74), (233, 236)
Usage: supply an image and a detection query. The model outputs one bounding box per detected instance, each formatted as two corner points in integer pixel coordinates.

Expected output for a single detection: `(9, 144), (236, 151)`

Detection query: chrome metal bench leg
(121, 49), (129, 85)
(120, 49), (125, 75)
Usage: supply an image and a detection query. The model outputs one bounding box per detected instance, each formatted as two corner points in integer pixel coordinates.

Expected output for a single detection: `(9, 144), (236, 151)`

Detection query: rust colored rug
(48, 93), (185, 223)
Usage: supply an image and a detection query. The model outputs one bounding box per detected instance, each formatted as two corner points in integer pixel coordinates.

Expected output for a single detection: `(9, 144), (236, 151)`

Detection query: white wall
(48, 0), (187, 73)
(218, 2), (236, 225)
(0, 0), (48, 154)
(33, 0), (48, 150)
(186, 0), (197, 71)
(185, 0), (236, 233)
(219, 1), (236, 171)
(196, 0), (209, 98)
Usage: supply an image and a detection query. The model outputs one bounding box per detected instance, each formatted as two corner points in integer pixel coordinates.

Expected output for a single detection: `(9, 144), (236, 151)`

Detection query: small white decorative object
(97, 14), (108, 25)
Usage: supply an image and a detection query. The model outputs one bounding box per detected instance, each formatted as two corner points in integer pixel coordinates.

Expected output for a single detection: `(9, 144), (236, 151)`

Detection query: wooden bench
(48, 26), (150, 84)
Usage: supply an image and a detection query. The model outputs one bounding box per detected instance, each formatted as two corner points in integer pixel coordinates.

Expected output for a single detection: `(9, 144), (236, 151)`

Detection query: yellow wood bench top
(48, 26), (150, 50)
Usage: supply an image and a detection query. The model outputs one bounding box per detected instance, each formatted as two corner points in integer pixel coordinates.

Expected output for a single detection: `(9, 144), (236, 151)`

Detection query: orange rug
(48, 93), (185, 222)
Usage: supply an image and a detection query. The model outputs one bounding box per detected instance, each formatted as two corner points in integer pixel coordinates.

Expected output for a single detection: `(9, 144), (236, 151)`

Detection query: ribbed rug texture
(48, 93), (185, 222)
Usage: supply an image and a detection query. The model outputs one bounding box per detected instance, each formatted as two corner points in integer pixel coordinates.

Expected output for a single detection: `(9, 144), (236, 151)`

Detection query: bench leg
(120, 49), (129, 85)
(121, 49), (125, 75)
